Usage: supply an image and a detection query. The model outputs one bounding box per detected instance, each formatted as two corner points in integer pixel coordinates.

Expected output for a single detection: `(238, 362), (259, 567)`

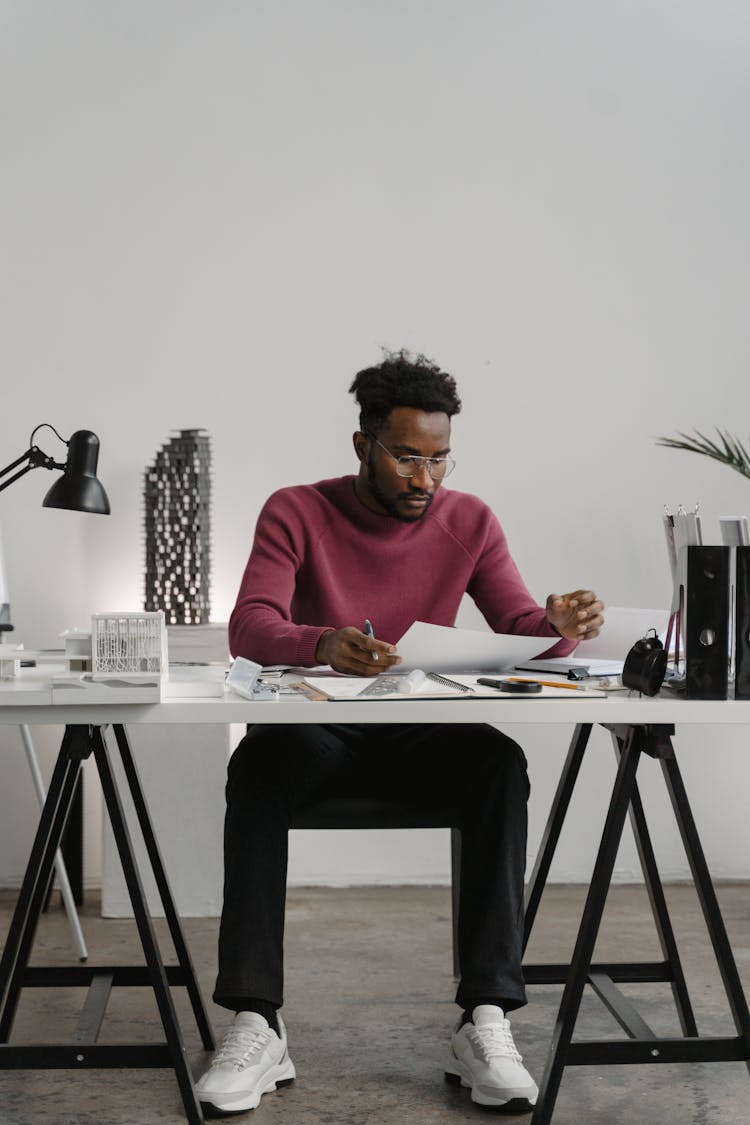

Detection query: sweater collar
(338, 474), (445, 532)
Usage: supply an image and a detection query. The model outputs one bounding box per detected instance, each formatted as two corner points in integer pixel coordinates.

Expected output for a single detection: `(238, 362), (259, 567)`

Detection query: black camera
(622, 629), (667, 697)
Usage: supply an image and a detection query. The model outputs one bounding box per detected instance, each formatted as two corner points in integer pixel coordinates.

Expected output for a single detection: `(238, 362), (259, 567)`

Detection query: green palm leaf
(656, 429), (750, 481)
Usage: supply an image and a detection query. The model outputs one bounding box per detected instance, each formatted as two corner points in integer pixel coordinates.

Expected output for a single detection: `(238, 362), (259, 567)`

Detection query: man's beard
(366, 455), (433, 522)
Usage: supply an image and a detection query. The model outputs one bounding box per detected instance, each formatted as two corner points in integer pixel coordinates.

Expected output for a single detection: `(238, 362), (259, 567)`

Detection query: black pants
(213, 723), (530, 1013)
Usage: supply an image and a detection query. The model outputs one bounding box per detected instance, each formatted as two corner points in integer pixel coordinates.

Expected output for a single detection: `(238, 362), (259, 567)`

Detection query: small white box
(0, 643), (22, 681)
(225, 657), (278, 701)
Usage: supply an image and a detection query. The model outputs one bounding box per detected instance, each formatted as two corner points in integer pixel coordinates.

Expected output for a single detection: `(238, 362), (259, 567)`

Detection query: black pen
(364, 619), (378, 662)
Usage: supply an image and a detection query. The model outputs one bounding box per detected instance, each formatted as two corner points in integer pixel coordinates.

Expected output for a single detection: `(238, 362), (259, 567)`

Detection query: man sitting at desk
(195, 350), (604, 1117)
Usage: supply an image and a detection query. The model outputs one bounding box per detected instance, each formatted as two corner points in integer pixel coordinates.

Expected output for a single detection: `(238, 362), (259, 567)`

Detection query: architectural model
(143, 429), (211, 625)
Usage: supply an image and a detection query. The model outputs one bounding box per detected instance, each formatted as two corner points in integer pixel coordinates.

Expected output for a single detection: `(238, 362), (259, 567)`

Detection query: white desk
(1, 680), (749, 1124)
(5, 687), (750, 725)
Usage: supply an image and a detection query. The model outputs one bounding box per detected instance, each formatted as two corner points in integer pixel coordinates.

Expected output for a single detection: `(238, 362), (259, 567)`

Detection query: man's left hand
(546, 590), (605, 641)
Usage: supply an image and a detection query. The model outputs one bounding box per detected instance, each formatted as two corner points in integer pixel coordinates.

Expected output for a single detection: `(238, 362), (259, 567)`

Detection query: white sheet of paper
(393, 621), (555, 673)
(571, 607), (671, 660)
(516, 607), (671, 678)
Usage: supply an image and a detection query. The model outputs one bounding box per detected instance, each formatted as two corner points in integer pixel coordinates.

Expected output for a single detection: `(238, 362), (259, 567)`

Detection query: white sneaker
(194, 1011), (295, 1116)
(445, 1004), (538, 1111)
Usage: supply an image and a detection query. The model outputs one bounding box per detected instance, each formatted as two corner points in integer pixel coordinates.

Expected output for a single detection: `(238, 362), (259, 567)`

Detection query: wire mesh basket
(91, 611), (168, 676)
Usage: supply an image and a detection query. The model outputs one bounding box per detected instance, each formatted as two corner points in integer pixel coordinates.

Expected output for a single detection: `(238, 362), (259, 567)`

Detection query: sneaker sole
(445, 1066), (537, 1114)
(198, 1057), (296, 1117)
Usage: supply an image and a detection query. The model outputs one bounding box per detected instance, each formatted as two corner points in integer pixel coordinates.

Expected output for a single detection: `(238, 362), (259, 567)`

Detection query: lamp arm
(0, 446), (66, 494)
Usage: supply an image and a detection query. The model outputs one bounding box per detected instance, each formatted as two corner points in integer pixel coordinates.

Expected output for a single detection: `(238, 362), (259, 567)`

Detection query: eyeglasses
(367, 433), (456, 480)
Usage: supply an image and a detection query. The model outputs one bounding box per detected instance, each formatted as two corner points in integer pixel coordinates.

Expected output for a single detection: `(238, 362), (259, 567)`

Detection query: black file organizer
(0, 724), (214, 1125)
(735, 546), (750, 699)
(685, 545), (731, 699)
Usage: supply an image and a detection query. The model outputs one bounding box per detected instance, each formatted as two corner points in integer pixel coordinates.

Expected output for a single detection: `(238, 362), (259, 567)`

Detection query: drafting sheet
(393, 621), (554, 673)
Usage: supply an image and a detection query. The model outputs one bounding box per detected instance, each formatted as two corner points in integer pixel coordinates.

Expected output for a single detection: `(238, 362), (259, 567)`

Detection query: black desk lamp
(0, 424), (110, 515)
(0, 424), (103, 961)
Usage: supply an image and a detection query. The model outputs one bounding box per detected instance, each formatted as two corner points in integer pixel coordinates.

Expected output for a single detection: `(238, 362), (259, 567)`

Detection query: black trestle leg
(530, 727), (642, 1125)
(523, 724), (592, 952)
(1, 723), (214, 1123)
(610, 730), (698, 1037)
(110, 723), (214, 1050)
(660, 752), (750, 1073)
(91, 726), (205, 1125)
(528, 722), (749, 1122)
(0, 727), (87, 1042)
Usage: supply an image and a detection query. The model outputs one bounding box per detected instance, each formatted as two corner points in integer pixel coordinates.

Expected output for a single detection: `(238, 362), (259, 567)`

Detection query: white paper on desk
(303, 673), (466, 700)
(166, 663), (227, 698)
(516, 607), (671, 677)
(261, 663), (335, 676)
(517, 656), (625, 676)
(303, 672), (606, 700)
(393, 622), (554, 674)
(574, 607), (671, 660)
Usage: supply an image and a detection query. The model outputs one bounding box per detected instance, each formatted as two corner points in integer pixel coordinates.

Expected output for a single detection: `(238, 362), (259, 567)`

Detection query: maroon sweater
(229, 475), (575, 668)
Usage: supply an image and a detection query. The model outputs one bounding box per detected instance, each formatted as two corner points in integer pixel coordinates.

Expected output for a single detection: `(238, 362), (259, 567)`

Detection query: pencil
(507, 677), (584, 692)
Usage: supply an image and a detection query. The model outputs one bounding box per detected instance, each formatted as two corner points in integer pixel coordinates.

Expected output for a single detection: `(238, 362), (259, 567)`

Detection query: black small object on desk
(622, 630), (667, 696)
(685, 545), (731, 699)
(734, 546), (750, 699)
(477, 676), (542, 694)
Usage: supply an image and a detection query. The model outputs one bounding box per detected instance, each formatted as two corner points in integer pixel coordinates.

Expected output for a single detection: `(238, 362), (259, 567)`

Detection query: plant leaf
(656, 428), (750, 480)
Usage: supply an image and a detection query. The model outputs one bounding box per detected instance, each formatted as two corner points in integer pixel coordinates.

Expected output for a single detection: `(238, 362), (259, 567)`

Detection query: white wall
(2, 1), (750, 895)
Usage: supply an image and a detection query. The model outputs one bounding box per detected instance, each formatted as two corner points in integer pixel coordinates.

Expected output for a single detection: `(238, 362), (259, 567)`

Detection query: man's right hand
(315, 627), (402, 676)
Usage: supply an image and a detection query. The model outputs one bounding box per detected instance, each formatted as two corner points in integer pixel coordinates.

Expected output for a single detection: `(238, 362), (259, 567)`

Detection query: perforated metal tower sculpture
(144, 429), (211, 625)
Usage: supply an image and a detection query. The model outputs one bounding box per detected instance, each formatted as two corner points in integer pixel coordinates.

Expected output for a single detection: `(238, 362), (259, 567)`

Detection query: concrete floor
(0, 883), (748, 1125)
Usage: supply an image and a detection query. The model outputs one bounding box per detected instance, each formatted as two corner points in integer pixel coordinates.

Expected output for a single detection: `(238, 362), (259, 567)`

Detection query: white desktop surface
(1, 671), (749, 725)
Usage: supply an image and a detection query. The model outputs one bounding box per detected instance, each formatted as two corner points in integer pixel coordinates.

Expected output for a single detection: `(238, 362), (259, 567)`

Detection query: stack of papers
(516, 657), (624, 677)
(166, 663), (227, 698)
(302, 672), (606, 700)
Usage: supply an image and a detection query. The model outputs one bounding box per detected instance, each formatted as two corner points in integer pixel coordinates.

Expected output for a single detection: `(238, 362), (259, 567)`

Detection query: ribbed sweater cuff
(296, 626), (331, 668)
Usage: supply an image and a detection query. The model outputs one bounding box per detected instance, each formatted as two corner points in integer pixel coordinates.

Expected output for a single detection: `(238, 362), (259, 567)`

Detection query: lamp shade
(42, 430), (111, 514)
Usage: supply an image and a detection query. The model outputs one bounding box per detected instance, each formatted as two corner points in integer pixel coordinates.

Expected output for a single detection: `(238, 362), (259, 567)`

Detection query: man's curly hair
(349, 349), (462, 435)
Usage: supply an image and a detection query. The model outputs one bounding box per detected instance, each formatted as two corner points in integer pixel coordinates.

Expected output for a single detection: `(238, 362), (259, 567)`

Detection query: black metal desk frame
(522, 722), (750, 1124)
(0, 723), (214, 1125)
(1, 719), (749, 1124)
